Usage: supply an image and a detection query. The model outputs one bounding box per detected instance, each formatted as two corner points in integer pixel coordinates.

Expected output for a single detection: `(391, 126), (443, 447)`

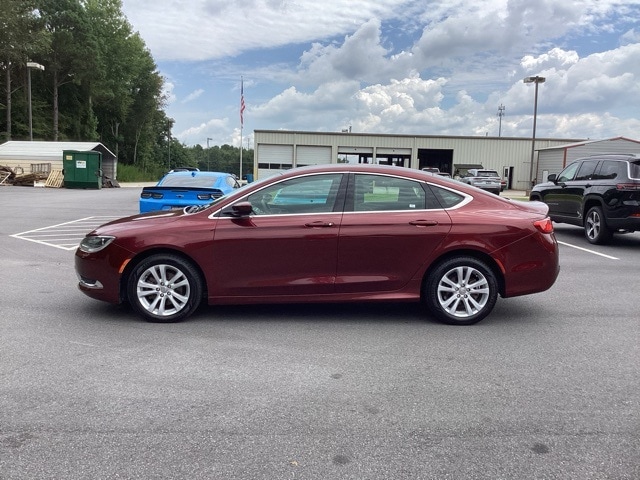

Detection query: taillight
(534, 218), (554, 234)
(141, 192), (164, 199)
(616, 183), (640, 190)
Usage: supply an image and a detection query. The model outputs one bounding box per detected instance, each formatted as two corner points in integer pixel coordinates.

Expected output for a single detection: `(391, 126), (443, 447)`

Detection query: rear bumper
(501, 231), (560, 297)
(606, 216), (640, 232)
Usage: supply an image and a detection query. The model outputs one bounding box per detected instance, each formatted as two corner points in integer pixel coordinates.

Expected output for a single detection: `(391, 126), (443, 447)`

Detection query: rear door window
(574, 160), (600, 181)
(352, 174), (426, 211)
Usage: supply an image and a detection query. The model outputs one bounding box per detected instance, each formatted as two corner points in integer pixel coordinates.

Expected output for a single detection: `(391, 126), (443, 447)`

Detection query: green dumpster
(63, 150), (103, 189)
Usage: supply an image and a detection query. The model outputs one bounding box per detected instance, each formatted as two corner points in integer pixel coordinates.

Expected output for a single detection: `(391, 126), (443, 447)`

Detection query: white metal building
(0, 141), (118, 179)
(254, 131), (585, 190)
(536, 137), (640, 183)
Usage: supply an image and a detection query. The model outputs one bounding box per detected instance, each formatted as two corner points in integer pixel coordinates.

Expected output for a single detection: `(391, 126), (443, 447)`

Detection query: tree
(2, 0), (178, 180)
(0, 0), (49, 140)
(37, 0), (90, 140)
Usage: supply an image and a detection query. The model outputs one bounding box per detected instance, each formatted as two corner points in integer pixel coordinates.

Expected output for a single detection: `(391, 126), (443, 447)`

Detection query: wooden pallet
(45, 169), (64, 188)
(0, 171), (10, 186)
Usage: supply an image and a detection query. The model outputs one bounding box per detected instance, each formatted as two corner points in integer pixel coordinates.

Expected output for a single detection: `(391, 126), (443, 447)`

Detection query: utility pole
(497, 104), (505, 137)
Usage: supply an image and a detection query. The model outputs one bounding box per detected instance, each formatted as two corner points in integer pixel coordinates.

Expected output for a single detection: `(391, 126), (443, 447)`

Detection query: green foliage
(0, 0), (173, 174)
(195, 145), (254, 179)
(116, 162), (164, 182)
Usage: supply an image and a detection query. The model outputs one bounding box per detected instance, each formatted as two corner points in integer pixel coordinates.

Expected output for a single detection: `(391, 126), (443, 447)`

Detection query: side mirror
(230, 201), (253, 217)
(547, 173), (557, 183)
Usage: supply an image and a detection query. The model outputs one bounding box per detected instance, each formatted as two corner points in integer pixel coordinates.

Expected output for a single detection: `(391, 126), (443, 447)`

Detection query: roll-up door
(257, 144), (294, 179)
(376, 148), (411, 155)
(296, 146), (332, 166)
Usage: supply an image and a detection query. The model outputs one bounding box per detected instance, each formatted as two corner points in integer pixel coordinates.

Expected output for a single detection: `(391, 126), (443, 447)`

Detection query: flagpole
(240, 76), (244, 183)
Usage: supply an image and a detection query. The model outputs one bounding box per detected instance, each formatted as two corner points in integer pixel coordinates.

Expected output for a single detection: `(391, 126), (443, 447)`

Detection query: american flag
(240, 78), (245, 127)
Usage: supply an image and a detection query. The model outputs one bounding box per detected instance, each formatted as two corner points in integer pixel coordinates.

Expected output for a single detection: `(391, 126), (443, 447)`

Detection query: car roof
(580, 154), (640, 162)
(277, 163), (432, 178)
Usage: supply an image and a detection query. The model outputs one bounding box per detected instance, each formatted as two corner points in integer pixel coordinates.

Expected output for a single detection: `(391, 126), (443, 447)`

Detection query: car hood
(89, 210), (187, 236)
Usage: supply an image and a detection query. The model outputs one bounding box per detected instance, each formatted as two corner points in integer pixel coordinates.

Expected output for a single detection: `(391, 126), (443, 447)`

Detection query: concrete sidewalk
(502, 189), (529, 199)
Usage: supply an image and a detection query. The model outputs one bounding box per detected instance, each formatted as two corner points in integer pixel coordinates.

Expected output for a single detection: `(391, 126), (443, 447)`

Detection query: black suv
(529, 154), (640, 244)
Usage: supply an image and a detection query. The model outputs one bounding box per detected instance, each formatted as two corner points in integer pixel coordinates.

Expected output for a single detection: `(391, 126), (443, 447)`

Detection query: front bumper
(75, 246), (129, 304)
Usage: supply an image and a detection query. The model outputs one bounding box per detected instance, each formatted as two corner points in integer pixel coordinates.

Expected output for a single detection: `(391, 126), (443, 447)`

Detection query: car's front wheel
(127, 254), (203, 323)
(584, 206), (612, 245)
(424, 256), (498, 325)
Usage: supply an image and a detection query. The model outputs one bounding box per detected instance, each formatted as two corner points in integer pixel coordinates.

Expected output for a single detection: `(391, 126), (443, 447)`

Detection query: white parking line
(11, 216), (121, 251)
(558, 240), (619, 260)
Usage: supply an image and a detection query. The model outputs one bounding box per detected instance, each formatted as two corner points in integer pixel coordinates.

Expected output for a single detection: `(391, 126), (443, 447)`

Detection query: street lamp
(206, 137), (213, 171)
(523, 75), (545, 189)
(26, 61), (45, 141)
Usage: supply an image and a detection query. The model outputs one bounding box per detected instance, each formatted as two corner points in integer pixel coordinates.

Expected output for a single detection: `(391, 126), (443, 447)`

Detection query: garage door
(257, 144), (294, 179)
(296, 146), (332, 166)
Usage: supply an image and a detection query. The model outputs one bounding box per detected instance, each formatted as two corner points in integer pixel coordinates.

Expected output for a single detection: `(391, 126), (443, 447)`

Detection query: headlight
(79, 235), (115, 253)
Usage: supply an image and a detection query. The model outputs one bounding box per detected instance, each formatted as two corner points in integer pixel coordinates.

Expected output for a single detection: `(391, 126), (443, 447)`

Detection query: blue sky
(120, 0), (640, 147)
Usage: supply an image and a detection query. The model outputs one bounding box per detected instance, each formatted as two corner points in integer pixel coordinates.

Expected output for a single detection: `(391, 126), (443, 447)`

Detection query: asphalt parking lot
(1, 185), (639, 479)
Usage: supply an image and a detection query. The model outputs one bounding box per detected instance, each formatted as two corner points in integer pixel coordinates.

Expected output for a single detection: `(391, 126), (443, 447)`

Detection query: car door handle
(305, 221), (335, 228)
(409, 220), (439, 226)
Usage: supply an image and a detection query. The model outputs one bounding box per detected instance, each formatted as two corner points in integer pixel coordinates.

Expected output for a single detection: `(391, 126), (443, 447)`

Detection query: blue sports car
(139, 170), (240, 213)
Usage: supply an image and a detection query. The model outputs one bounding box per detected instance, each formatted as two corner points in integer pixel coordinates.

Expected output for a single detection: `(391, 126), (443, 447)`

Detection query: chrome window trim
(207, 171), (474, 218)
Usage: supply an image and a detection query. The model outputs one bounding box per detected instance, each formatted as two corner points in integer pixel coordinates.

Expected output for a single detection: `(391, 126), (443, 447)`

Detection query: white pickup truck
(459, 168), (502, 195)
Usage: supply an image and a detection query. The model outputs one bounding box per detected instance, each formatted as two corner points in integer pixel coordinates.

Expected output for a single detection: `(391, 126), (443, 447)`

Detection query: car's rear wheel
(584, 206), (612, 245)
(424, 256), (498, 325)
(127, 254), (203, 323)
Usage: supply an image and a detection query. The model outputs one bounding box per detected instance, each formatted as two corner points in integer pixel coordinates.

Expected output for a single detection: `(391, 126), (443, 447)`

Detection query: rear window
(629, 161), (640, 180)
(477, 170), (499, 177)
(162, 175), (222, 188)
(575, 160), (600, 181)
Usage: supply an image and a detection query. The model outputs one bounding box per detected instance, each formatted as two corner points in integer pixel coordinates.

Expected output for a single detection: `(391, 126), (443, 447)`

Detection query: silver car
(459, 169), (501, 195)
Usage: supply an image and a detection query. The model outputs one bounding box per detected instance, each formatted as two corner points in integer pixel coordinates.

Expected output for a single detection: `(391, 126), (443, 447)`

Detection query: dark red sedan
(75, 164), (559, 325)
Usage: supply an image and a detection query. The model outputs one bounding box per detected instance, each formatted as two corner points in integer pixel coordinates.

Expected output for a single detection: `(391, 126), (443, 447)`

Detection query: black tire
(423, 256), (498, 325)
(584, 206), (612, 245)
(127, 254), (203, 323)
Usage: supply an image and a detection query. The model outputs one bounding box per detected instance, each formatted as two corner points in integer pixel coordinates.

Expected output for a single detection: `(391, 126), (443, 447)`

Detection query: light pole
(523, 75), (545, 189)
(26, 62), (45, 141)
(206, 137), (213, 171)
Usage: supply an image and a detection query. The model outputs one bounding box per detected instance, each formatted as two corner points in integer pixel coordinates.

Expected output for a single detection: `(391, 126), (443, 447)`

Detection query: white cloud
(124, 0), (640, 146)
(177, 117), (230, 146)
(162, 79), (176, 105)
(123, 0), (407, 61)
(181, 89), (204, 104)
